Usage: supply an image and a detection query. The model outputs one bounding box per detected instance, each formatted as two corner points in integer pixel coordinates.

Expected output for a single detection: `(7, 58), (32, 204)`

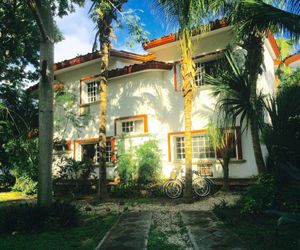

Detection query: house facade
(30, 21), (280, 180)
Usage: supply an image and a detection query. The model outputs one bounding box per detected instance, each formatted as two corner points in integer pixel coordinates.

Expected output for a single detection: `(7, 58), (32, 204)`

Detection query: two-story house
(28, 20), (280, 180)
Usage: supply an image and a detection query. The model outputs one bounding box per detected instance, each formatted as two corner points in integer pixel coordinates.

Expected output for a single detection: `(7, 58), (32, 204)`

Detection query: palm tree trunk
(222, 155), (230, 192)
(181, 30), (195, 203)
(184, 92), (193, 202)
(245, 34), (266, 175)
(36, 0), (54, 207)
(97, 16), (112, 201)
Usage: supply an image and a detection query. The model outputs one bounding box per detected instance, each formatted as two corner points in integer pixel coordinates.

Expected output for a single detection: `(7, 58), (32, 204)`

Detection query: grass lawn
(214, 207), (300, 250)
(0, 214), (117, 250)
(0, 192), (34, 202)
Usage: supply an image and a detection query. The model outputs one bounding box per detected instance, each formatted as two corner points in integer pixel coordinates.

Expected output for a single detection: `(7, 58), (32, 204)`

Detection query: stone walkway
(97, 210), (246, 250)
(181, 211), (247, 250)
(96, 211), (152, 250)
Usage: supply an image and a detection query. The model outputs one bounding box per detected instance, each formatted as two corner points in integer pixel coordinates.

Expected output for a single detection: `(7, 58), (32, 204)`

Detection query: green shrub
(136, 140), (161, 184)
(111, 183), (140, 198)
(12, 176), (37, 195)
(238, 174), (279, 214)
(0, 170), (15, 191)
(0, 201), (79, 234)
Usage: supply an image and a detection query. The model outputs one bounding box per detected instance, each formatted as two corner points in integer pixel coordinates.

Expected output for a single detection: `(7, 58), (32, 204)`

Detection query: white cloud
(54, 34), (94, 62)
(54, 2), (95, 62)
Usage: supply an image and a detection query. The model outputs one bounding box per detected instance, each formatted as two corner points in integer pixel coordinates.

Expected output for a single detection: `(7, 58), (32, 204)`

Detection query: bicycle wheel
(164, 180), (183, 199)
(205, 178), (215, 195)
(193, 177), (210, 197)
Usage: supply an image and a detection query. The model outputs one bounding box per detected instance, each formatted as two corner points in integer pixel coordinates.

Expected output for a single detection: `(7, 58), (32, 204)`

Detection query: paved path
(181, 211), (247, 250)
(96, 211), (152, 250)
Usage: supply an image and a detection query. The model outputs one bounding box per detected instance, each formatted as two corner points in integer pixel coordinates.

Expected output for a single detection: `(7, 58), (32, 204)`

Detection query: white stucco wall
(53, 30), (277, 180)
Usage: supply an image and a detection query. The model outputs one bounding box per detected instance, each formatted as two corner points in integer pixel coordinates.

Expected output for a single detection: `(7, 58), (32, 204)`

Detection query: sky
(54, 0), (175, 63)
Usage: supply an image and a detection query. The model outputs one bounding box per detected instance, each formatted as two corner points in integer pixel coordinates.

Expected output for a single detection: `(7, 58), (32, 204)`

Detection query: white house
(28, 20), (280, 180)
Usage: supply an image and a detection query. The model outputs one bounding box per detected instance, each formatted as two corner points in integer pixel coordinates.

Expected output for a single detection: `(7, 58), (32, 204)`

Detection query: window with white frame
(87, 81), (99, 103)
(175, 134), (215, 160)
(82, 139), (113, 164)
(116, 118), (145, 135)
(122, 121), (134, 133)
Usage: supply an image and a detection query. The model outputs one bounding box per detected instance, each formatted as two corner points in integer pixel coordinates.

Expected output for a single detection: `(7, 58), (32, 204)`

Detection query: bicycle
(163, 169), (214, 199)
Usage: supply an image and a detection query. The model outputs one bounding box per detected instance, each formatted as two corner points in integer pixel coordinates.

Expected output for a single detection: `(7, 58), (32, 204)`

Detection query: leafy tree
(0, 1), (40, 85)
(24, 0), (85, 206)
(89, 0), (148, 200)
(157, 0), (215, 202)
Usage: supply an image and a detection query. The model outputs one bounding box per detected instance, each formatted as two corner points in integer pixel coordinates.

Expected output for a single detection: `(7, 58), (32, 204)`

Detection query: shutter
(111, 137), (116, 162)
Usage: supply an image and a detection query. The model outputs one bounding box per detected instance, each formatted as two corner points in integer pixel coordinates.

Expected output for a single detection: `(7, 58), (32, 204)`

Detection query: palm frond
(205, 51), (266, 130)
(232, 0), (300, 40)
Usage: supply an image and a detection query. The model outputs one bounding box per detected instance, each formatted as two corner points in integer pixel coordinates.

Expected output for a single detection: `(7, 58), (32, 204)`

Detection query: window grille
(87, 81), (99, 103)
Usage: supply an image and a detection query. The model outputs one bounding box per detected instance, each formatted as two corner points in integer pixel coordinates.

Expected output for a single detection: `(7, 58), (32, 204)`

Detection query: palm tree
(213, 0), (300, 174)
(207, 122), (236, 192)
(90, 0), (148, 200)
(157, 0), (213, 202)
(233, 0), (299, 174)
(90, 0), (128, 201)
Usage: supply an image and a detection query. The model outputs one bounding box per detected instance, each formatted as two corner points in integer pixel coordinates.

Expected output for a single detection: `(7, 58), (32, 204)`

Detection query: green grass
(0, 214), (117, 250)
(147, 229), (184, 250)
(0, 192), (34, 202)
(214, 207), (300, 250)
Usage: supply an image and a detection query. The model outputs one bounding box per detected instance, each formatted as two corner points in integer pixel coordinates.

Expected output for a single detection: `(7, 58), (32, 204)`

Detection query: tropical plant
(136, 140), (162, 184)
(207, 122), (236, 192)
(263, 84), (300, 176)
(157, 0), (216, 202)
(227, 0), (300, 174)
(89, 0), (148, 200)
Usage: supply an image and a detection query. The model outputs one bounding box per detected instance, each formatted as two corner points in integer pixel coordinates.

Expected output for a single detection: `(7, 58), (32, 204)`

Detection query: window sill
(172, 159), (246, 164)
(80, 101), (100, 107)
(116, 132), (149, 138)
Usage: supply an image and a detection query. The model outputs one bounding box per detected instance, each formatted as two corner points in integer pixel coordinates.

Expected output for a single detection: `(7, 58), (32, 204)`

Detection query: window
(87, 81), (99, 103)
(82, 138), (113, 164)
(115, 115), (148, 136)
(175, 134), (215, 160)
(195, 62), (205, 86)
(122, 121), (134, 133)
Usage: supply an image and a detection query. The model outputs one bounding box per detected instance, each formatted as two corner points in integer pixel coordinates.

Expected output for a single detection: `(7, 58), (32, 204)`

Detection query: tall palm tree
(213, 0), (300, 174)
(157, 0), (213, 202)
(235, 0), (299, 174)
(90, 0), (148, 200)
(91, 0), (128, 200)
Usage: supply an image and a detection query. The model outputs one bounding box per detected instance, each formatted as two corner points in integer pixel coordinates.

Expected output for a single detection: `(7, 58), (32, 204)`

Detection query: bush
(0, 170), (15, 191)
(0, 201), (79, 234)
(12, 176), (37, 195)
(237, 174), (279, 214)
(136, 140), (161, 184)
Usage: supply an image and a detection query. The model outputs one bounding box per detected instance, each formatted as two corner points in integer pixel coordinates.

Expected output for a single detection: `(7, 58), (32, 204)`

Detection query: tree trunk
(245, 34), (266, 175)
(222, 156), (230, 192)
(180, 30), (195, 203)
(97, 17), (112, 201)
(184, 92), (193, 202)
(37, 0), (54, 207)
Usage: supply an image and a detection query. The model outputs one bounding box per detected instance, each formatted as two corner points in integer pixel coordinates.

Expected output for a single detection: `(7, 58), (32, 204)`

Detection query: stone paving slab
(181, 211), (247, 250)
(96, 211), (152, 250)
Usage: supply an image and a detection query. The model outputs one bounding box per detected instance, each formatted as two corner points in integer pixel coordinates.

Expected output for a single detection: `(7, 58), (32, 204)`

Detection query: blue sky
(54, 0), (175, 62)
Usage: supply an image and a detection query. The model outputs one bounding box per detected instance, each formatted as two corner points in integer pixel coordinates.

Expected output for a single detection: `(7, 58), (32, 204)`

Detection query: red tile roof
(267, 32), (280, 58)
(27, 60), (172, 93)
(284, 52), (300, 66)
(143, 19), (229, 50)
(54, 49), (155, 71)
